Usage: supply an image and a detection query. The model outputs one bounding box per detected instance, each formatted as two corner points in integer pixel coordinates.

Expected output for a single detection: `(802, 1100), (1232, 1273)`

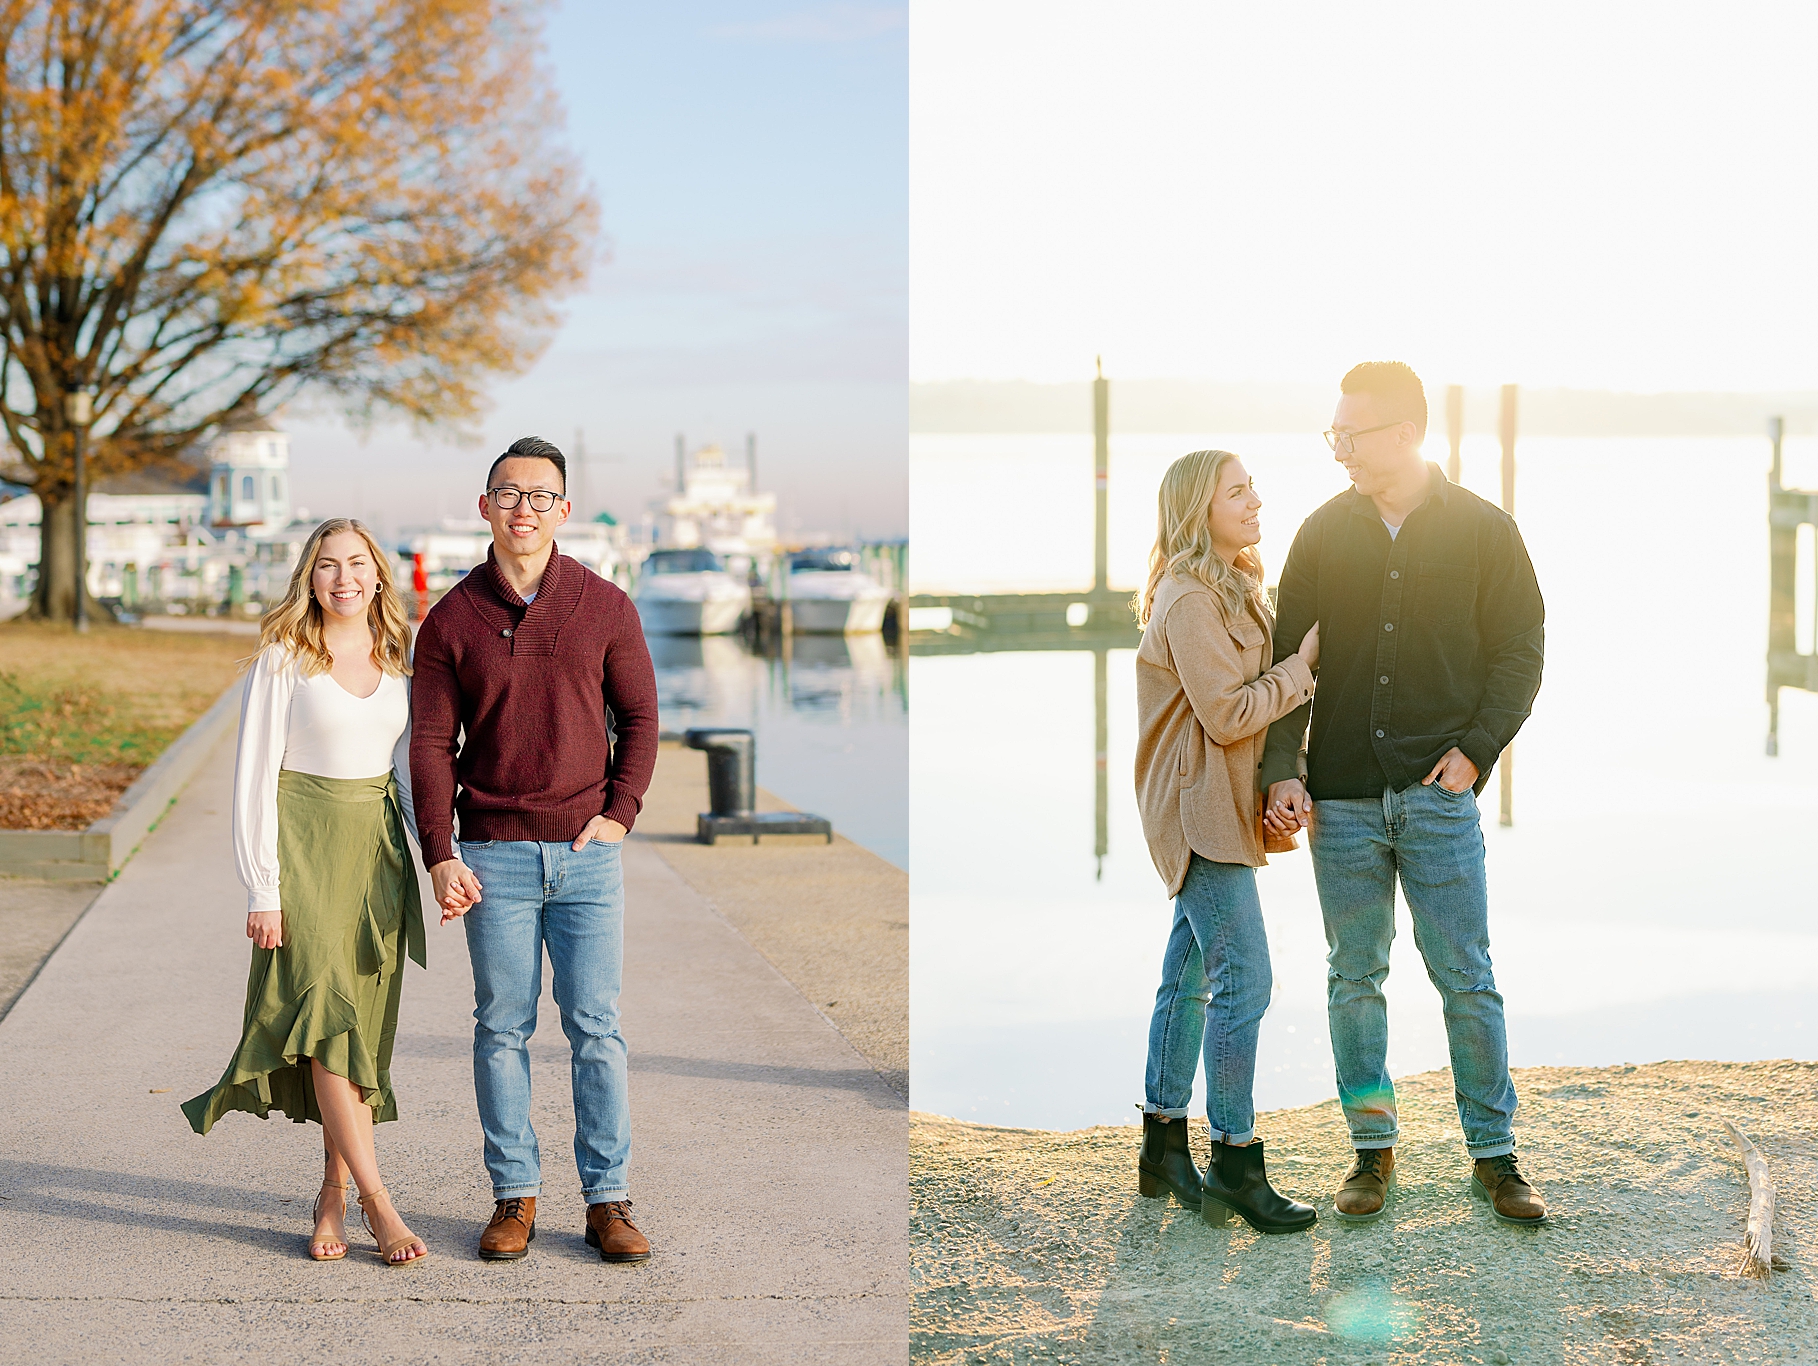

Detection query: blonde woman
(1133, 450), (1319, 1235)
(182, 518), (429, 1266)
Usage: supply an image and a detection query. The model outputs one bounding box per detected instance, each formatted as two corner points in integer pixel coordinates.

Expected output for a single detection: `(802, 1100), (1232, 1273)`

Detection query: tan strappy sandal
(309, 1179), (350, 1261)
(357, 1185), (428, 1266)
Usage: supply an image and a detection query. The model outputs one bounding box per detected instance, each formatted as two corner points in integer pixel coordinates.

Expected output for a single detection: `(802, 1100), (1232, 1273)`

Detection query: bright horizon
(911, 2), (1818, 393)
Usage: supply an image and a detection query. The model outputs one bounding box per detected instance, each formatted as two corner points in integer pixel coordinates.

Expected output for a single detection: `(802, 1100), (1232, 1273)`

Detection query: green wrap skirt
(182, 770), (426, 1135)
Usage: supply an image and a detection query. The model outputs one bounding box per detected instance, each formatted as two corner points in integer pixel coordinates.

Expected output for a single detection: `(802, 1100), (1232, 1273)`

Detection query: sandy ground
(911, 1062), (1818, 1365)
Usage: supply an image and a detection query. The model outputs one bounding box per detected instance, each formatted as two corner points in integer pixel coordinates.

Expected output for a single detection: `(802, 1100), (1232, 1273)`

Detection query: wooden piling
(1094, 358), (1109, 597)
(1498, 385), (1517, 827)
(1446, 384), (1463, 485)
(1094, 645), (1108, 881)
(1767, 417), (1793, 756)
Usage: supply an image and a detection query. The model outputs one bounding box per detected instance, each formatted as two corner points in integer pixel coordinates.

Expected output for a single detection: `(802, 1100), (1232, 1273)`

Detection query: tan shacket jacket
(1134, 573), (1317, 896)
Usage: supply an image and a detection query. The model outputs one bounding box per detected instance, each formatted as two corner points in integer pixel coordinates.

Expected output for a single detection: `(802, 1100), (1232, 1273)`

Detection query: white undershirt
(232, 647), (416, 913)
(1383, 519), (1401, 541)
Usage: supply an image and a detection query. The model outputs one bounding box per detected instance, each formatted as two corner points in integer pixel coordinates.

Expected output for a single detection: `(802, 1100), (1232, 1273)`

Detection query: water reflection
(647, 632), (907, 868)
(909, 434), (1818, 1130)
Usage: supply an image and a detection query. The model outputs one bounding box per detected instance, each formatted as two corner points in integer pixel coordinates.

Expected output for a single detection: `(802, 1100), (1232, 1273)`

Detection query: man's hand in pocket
(573, 815), (627, 851)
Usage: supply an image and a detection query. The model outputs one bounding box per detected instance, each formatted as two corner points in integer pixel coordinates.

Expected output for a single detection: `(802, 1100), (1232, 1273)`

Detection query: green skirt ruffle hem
(182, 770), (425, 1135)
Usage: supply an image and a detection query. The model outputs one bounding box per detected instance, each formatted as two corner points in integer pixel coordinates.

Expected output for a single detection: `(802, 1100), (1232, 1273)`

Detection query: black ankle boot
(1136, 1113), (1203, 1209)
(1201, 1138), (1317, 1234)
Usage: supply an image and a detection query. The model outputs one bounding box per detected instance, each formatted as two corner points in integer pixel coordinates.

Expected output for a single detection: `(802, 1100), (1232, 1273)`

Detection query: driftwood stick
(1721, 1119), (1776, 1279)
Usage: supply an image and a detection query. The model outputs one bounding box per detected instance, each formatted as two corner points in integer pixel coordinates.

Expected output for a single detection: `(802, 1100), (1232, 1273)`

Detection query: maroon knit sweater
(409, 545), (659, 867)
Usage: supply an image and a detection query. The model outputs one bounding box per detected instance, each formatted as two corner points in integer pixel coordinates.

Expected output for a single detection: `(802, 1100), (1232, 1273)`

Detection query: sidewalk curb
(0, 677), (244, 881)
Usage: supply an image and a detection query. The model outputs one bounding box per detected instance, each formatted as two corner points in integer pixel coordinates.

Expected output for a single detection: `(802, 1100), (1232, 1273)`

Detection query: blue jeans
(459, 839), (630, 1201)
(1143, 856), (1272, 1144)
(1310, 782), (1517, 1158)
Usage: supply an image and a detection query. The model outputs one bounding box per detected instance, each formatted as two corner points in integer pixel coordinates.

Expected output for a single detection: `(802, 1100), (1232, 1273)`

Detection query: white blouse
(232, 647), (417, 914)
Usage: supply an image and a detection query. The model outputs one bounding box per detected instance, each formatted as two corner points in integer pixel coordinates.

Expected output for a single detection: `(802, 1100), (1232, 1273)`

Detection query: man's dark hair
(1340, 361), (1427, 440)
(487, 436), (567, 493)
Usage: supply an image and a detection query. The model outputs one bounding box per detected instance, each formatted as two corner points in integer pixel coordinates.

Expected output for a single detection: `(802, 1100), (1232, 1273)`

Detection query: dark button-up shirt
(1260, 464), (1544, 799)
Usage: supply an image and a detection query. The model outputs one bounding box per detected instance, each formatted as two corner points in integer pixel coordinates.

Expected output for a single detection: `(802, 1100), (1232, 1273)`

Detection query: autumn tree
(0, 0), (596, 621)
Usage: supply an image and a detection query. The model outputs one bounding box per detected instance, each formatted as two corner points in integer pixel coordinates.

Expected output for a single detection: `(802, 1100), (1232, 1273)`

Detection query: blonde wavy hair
(251, 518), (412, 677)
(1135, 449), (1268, 628)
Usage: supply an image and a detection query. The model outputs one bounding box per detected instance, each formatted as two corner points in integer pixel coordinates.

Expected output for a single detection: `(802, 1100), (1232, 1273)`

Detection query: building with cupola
(208, 419), (292, 528)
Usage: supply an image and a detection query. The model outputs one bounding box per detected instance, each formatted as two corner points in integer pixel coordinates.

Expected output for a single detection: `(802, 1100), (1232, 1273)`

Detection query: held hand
(246, 910), (284, 950)
(1422, 746), (1480, 794)
(1297, 621), (1320, 671)
(430, 859), (483, 925)
(1264, 778), (1312, 835)
(572, 815), (627, 851)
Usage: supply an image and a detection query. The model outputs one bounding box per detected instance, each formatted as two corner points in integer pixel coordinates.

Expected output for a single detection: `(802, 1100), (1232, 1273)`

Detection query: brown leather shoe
(585, 1200), (652, 1263)
(479, 1196), (536, 1260)
(1334, 1147), (1395, 1223)
(1473, 1154), (1546, 1225)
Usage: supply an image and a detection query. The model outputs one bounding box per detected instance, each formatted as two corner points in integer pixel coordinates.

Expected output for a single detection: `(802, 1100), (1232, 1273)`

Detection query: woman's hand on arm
(246, 911), (283, 949)
(1298, 621), (1319, 672)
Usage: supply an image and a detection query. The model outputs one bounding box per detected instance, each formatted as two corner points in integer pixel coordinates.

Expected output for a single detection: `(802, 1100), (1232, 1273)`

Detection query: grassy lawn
(0, 620), (249, 830)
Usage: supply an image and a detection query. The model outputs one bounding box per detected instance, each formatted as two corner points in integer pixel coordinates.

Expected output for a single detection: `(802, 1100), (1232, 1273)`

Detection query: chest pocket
(1229, 617), (1266, 656)
(1413, 561), (1478, 626)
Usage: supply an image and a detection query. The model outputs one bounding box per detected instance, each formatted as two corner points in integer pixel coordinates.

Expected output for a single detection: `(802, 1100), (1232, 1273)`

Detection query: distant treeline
(911, 380), (1818, 437)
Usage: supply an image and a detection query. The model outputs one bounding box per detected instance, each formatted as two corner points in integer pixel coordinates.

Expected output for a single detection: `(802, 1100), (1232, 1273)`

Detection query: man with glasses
(410, 435), (660, 1263)
(1259, 363), (1547, 1227)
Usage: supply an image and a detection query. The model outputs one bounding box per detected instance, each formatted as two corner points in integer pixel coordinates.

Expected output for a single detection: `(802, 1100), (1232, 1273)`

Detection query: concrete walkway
(638, 745), (908, 1098)
(0, 733), (907, 1364)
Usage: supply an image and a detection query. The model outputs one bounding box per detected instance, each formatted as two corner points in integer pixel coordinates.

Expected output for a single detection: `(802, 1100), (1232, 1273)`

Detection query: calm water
(909, 432), (1818, 1129)
(648, 632), (907, 869)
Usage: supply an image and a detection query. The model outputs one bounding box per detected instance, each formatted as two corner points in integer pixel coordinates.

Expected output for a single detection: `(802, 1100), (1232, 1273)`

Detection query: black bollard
(683, 728), (832, 846)
(684, 728), (756, 817)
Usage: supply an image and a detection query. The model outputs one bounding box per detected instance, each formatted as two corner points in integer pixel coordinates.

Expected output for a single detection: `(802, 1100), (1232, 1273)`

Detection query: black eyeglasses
(488, 487), (563, 511)
(1323, 422), (1402, 455)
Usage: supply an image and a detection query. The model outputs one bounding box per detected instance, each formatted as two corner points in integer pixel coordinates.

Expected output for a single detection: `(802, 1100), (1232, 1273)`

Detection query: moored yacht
(787, 547), (891, 634)
(634, 547), (751, 635)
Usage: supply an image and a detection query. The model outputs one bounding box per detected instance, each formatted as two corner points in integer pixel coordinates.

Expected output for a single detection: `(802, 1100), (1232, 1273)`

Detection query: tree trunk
(29, 484), (95, 624)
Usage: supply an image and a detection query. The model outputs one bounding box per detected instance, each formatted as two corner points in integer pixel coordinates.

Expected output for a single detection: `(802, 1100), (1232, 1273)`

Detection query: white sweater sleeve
(391, 681), (419, 849)
(233, 648), (297, 914)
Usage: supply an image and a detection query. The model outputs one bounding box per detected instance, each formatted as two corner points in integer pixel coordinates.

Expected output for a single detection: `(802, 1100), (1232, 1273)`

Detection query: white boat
(786, 548), (892, 634)
(635, 548), (750, 635)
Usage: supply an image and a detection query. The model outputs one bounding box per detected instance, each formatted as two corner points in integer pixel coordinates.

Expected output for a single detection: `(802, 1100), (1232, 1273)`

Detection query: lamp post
(65, 388), (94, 632)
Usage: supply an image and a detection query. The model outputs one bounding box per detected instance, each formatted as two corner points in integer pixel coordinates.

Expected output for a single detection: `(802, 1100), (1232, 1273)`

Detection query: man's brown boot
(478, 1196), (536, 1260)
(1472, 1153), (1546, 1225)
(1333, 1147), (1394, 1223)
(585, 1200), (652, 1263)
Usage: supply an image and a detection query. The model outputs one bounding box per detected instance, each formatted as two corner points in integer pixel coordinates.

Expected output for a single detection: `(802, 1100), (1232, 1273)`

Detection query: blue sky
(289, 1), (906, 543)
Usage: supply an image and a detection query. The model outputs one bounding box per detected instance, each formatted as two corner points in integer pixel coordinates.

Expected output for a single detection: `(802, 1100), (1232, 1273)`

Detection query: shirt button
(501, 628), (513, 638)
(1380, 675), (1389, 684)
(1376, 729), (1385, 738)
(1389, 570), (1400, 579)
(1384, 622), (1394, 632)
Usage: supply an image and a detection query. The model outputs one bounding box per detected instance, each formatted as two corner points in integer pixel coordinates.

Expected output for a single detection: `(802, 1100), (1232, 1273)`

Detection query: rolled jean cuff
(1209, 1124), (1255, 1146)
(1142, 1102), (1191, 1120)
(492, 1183), (542, 1199)
(1466, 1139), (1515, 1159)
(583, 1186), (629, 1204)
(1350, 1135), (1398, 1151)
